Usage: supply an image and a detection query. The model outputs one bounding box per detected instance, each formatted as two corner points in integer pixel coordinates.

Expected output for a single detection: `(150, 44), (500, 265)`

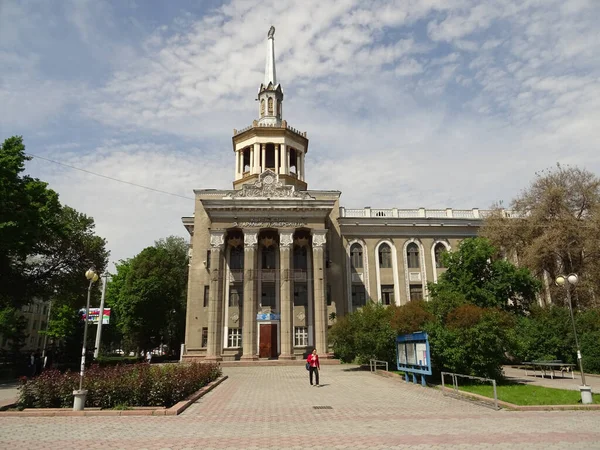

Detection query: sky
(1, 0), (599, 269)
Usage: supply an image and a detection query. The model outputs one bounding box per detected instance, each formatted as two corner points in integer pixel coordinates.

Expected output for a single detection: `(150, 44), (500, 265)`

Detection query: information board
(395, 332), (431, 375)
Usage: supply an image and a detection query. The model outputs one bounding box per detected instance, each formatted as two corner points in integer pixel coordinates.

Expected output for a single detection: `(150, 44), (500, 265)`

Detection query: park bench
(521, 360), (576, 379)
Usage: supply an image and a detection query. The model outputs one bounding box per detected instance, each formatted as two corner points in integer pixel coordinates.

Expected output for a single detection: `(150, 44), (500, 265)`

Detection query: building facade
(182, 28), (501, 361)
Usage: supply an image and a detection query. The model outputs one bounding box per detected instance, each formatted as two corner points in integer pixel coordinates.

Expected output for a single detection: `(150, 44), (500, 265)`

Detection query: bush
(95, 356), (143, 367)
(329, 302), (396, 365)
(18, 362), (220, 409)
(426, 307), (514, 380)
(577, 309), (600, 374)
(391, 300), (433, 334)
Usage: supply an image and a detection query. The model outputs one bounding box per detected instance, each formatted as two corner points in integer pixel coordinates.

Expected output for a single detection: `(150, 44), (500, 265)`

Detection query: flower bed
(18, 362), (221, 409)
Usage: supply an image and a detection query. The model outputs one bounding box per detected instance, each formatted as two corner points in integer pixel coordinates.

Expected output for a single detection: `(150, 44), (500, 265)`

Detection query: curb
(0, 375), (228, 417)
(373, 370), (600, 411)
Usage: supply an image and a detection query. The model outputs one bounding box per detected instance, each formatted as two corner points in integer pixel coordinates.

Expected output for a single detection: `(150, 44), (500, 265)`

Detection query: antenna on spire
(264, 26), (277, 87)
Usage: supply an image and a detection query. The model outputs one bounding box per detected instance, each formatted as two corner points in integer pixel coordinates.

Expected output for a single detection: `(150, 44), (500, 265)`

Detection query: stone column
(241, 231), (258, 360)
(280, 144), (287, 174)
(274, 144), (279, 175)
(312, 230), (328, 356)
(279, 231), (294, 359)
(261, 144), (266, 173)
(235, 150), (240, 179)
(205, 231), (225, 361)
(253, 143), (260, 174)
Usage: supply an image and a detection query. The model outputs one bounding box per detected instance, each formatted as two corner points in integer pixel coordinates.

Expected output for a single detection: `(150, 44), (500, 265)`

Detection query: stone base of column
(203, 355), (223, 362)
(322, 352), (336, 359)
(240, 354), (259, 361)
(278, 353), (295, 360)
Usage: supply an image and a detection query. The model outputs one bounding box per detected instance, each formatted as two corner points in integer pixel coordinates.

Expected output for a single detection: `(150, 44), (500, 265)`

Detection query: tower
(232, 26), (309, 191)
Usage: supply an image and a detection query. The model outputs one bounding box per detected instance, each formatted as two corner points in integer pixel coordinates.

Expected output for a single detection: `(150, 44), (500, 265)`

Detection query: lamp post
(73, 268), (99, 411)
(555, 273), (593, 404)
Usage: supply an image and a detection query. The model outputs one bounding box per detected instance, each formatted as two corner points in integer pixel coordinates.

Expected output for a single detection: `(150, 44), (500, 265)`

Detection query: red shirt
(307, 353), (320, 369)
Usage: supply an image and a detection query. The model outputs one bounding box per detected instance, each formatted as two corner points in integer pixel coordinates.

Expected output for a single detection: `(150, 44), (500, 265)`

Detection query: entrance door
(259, 324), (278, 358)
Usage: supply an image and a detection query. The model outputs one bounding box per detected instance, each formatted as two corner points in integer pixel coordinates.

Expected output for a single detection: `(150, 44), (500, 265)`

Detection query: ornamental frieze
(226, 169), (314, 200)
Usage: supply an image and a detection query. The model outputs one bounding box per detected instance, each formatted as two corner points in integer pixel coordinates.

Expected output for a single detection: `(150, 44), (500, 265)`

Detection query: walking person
(307, 348), (320, 386)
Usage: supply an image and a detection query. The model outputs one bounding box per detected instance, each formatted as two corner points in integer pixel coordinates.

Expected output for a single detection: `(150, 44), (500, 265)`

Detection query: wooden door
(259, 324), (278, 358)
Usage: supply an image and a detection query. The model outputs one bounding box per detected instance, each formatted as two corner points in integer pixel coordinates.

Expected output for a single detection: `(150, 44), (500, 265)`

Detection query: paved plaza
(1, 365), (599, 449)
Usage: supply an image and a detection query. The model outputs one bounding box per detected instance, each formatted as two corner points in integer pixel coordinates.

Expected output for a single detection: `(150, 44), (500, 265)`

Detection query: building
(0, 298), (50, 352)
(182, 27), (501, 361)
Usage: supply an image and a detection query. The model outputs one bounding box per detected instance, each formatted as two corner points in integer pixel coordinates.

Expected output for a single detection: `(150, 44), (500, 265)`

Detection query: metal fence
(369, 359), (388, 372)
(441, 371), (499, 410)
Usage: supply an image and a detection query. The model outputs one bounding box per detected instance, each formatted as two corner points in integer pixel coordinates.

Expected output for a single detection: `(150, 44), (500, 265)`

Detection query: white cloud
(6, 0), (600, 263)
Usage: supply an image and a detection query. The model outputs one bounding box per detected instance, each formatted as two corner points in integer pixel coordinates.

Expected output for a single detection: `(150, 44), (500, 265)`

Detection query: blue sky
(1, 0), (599, 268)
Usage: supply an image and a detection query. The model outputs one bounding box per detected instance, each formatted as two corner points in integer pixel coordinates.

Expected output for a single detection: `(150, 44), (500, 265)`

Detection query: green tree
(1, 136), (108, 344)
(428, 237), (541, 315)
(482, 164), (600, 308)
(106, 236), (188, 354)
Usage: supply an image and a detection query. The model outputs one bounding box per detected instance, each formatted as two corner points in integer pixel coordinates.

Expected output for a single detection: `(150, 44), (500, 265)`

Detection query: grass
(458, 383), (598, 405)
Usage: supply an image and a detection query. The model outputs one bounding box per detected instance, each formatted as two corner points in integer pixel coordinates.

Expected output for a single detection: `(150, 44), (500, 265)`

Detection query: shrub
(329, 302), (396, 365)
(426, 308), (514, 380)
(18, 362), (220, 409)
(391, 300), (433, 335)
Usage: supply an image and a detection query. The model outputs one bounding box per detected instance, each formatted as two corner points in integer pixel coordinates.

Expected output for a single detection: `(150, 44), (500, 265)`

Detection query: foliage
(18, 362), (220, 409)
(94, 356), (142, 366)
(390, 300), (432, 335)
(510, 306), (575, 364)
(1, 136), (108, 339)
(428, 238), (541, 315)
(0, 307), (27, 353)
(576, 309), (600, 374)
(106, 236), (188, 353)
(329, 303), (397, 365)
(482, 164), (600, 308)
(425, 305), (514, 380)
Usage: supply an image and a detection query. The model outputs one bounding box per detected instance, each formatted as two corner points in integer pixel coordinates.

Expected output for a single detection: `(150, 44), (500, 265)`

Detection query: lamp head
(567, 273), (579, 285)
(85, 268), (99, 282)
(555, 275), (566, 287)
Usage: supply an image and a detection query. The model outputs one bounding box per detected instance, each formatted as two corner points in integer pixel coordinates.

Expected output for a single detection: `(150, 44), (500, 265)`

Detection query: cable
(25, 152), (195, 201)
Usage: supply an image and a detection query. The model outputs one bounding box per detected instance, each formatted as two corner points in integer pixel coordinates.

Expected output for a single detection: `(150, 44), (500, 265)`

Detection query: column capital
(312, 229), (327, 249)
(244, 230), (258, 248)
(279, 231), (294, 249)
(209, 230), (225, 249)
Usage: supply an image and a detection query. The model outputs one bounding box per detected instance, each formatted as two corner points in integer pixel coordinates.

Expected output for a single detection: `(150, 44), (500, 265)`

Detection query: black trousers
(309, 366), (319, 385)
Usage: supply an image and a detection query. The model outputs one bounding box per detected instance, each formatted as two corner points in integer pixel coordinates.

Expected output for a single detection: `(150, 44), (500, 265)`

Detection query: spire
(264, 26), (277, 87)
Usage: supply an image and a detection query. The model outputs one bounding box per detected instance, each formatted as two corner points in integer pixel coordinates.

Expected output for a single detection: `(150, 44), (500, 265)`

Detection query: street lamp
(555, 273), (593, 404)
(73, 267), (99, 411)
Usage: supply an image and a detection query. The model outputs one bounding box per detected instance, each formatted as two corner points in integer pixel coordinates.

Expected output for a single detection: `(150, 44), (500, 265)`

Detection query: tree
(1, 136), (109, 342)
(482, 164), (600, 308)
(106, 236), (188, 354)
(428, 237), (541, 315)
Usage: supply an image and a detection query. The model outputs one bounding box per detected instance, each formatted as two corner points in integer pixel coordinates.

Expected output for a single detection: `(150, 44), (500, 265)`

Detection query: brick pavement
(0, 365), (599, 449)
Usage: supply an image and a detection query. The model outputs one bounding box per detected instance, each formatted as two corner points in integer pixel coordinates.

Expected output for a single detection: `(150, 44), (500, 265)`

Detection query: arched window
(268, 98), (274, 115)
(434, 243), (446, 268)
(350, 243), (363, 269)
(230, 246), (244, 270)
(378, 244), (392, 268)
(260, 99), (265, 117)
(407, 243), (420, 269)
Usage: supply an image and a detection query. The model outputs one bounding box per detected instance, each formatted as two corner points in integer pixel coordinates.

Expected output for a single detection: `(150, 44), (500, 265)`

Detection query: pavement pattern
(1, 365), (599, 449)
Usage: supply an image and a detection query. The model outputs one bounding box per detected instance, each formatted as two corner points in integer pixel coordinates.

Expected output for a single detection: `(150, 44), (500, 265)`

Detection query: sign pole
(93, 274), (109, 359)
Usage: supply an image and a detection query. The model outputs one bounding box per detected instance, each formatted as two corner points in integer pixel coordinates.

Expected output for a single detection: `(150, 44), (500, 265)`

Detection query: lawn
(458, 383), (597, 405)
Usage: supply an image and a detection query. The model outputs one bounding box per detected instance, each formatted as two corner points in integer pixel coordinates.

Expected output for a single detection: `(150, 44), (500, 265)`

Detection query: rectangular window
(203, 286), (210, 307)
(201, 328), (208, 348)
(410, 285), (423, 301)
(294, 283), (308, 307)
(352, 285), (366, 308)
(228, 328), (242, 348)
(206, 250), (211, 269)
(38, 336), (43, 347)
(261, 283), (276, 308)
(381, 285), (394, 305)
(326, 284), (332, 306)
(294, 327), (308, 347)
(229, 283), (243, 307)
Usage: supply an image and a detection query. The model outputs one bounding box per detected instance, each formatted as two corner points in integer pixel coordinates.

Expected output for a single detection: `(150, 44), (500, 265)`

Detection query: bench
(521, 360), (576, 379)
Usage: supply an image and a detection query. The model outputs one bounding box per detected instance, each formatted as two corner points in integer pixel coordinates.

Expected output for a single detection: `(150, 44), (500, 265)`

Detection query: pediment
(227, 170), (314, 200)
